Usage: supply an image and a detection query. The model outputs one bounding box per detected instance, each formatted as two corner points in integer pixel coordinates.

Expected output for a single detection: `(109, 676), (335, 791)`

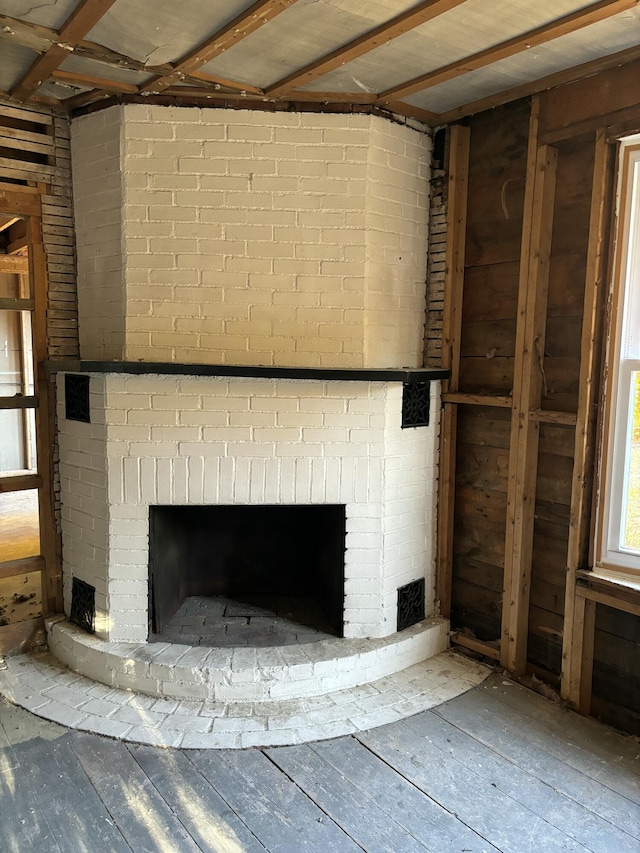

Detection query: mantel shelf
(45, 360), (450, 384)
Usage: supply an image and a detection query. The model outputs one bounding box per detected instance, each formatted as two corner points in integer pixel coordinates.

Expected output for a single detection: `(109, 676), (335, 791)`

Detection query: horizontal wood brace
(0, 556), (44, 580)
(0, 395), (38, 410)
(451, 632), (501, 660)
(0, 297), (34, 311)
(442, 392), (512, 408)
(0, 473), (42, 492)
(528, 410), (577, 425)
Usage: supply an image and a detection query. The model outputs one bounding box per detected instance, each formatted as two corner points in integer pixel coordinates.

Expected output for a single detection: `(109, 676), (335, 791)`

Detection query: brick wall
(58, 373), (440, 643)
(71, 105), (431, 369)
(71, 107), (125, 360)
(424, 162), (446, 366)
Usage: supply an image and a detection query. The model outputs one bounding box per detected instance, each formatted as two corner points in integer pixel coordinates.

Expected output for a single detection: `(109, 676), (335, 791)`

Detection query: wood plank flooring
(1, 673), (639, 853)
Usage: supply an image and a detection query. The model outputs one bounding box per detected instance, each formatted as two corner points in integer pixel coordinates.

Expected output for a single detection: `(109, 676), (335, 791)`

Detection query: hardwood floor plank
(0, 702), (65, 853)
(17, 735), (133, 852)
(404, 708), (637, 853)
(305, 737), (500, 853)
(0, 747), (62, 853)
(189, 747), (362, 852)
(482, 677), (640, 787)
(434, 682), (640, 837)
(129, 743), (267, 852)
(358, 715), (593, 853)
(69, 732), (201, 852)
(1, 676), (638, 853)
(265, 742), (433, 853)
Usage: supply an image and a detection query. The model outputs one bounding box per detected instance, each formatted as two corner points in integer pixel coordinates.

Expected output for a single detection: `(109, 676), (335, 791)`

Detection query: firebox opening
(148, 504), (346, 640)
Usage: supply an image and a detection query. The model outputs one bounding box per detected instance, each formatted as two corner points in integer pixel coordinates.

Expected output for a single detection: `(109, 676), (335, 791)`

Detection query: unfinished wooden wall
(447, 101), (530, 653)
(0, 99), (77, 650)
(1, 100), (78, 358)
(440, 60), (640, 734)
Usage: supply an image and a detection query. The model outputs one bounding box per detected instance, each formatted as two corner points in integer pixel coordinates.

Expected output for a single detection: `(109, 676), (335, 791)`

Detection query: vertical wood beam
(502, 100), (558, 674)
(566, 594), (596, 713)
(561, 129), (614, 710)
(437, 124), (470, 618)
(29, 205), (63, 615)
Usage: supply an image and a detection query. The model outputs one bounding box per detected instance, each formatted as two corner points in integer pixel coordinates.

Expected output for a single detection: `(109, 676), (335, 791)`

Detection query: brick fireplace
(57, 367), (443, 643)
(48, 105), (449, 702)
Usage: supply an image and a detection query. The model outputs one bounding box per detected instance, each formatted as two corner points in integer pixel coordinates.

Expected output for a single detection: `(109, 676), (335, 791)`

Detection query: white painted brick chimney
(71, 105), (431, 369)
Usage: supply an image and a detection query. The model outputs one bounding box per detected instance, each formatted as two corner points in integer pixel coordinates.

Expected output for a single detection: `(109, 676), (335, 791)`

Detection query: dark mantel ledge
(45, 360), (450, 384)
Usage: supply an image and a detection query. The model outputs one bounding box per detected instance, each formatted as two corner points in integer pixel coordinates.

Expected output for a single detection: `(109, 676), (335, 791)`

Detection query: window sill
(575, 570), (640, 617)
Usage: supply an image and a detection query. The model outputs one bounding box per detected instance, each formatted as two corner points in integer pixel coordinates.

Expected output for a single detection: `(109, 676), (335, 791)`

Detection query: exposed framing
(0, 183), (60, 652)
(436, 123), (469, 621)
(561, 130), (615, 711)
(502, 104), (559, 675)
(376, 0), (636, 104)
(2, 0), (636, 129)
(265, 0), (468, 98)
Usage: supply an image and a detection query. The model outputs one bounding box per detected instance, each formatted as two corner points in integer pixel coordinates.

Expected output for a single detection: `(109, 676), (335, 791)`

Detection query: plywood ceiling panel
(85, 0), (256, 66)
(405, 7), (640, 113)
(199, 0), (421, 88)
(7, 0), (78, 31)
(297, 0), (601, 94)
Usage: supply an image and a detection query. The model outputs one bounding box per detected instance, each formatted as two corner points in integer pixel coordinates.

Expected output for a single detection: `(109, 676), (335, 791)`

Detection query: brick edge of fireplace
(46, 615), (449, 703)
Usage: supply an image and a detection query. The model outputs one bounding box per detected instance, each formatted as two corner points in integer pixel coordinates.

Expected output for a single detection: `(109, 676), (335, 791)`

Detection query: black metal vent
(70, 577), (95, 634)
(401, 381), (430, 428)
(397, 578), (425, 631)
(65, 374), (91, 423)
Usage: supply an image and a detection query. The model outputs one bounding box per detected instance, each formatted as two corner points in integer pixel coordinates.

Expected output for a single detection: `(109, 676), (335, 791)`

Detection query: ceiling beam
(139, 0), (300, 95)
(10, 0), (119, 101)
(377, 0), (638, 103)
(51, 70), (139, 94)
(282, 90), (438, 122)
(187, 72), (263, 96)
(0, 15), (215, 83)
(433, 42), (640, 125)
(0, 14), (54, 53)
(0, 14), (164, 75)
(265, 0), (468, 98)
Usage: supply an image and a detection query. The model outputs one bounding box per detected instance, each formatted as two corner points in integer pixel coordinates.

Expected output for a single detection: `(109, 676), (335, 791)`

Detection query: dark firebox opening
(148, 504), (346, 639)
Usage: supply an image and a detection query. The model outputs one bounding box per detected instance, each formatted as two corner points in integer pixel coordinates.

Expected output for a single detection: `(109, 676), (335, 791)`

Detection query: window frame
(594, 135), (640, 579)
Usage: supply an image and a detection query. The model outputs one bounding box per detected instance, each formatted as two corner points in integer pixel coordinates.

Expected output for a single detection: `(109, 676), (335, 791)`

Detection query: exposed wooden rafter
(51, 70), (139, 95)
(138, 0), (301, 95)
(11, 0), (120, 102)
(377, 0), (637, 104)
(433, 42), (640, 126)
(2, 0), (639, 126)
(264, 0), (468, 98)
(0, 14), (264, 101)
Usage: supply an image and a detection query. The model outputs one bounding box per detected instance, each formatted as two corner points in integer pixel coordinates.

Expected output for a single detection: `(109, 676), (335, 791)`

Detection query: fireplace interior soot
(149, 504), (346, 640)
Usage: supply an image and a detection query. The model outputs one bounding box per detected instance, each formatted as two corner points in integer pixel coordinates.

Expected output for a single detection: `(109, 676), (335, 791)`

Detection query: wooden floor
(1, 673), (639, 853)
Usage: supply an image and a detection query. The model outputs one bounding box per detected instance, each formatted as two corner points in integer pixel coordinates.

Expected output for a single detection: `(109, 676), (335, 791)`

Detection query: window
(596, 135), (640, 576)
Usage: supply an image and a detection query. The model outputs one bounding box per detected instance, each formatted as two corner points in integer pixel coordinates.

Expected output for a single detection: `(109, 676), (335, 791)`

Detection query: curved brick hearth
(46, 616), (448, 703)
(0, 639), (489, 749)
